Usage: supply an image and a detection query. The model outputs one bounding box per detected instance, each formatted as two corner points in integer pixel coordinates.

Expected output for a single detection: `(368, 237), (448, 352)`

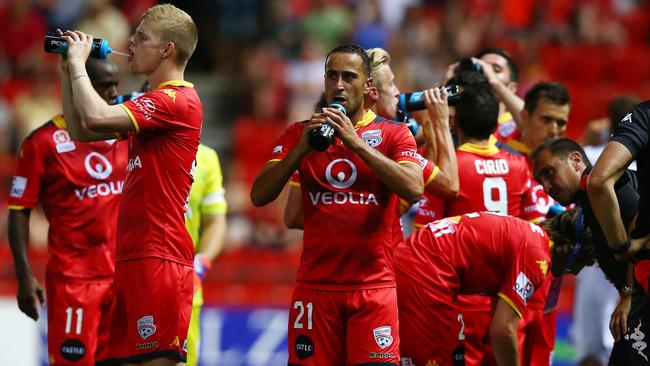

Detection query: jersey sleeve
(200, 149), (228, 216)
(519, 180), (551, 223)
(119, 87), (189, 133)
(8, 133), (46, 210)
(268, 122), (304, 162)
(289, 171), (301, 187)
(611, 101), (649, 159)
(389, 124), (421, 167)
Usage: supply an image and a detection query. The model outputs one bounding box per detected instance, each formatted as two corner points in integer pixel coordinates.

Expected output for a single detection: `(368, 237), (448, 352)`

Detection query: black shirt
(577, 167), (639, 289)
(611, 101), (650, 238)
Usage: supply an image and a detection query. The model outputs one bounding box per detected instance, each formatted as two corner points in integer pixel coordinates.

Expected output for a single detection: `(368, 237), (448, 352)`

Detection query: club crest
(373, 326), (393, 349)
(137, 315), (157, 340)
(362, 130), (383, 147)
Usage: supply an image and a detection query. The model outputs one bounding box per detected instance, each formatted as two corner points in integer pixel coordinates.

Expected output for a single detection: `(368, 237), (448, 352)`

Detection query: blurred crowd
(1, 0), (650, 252)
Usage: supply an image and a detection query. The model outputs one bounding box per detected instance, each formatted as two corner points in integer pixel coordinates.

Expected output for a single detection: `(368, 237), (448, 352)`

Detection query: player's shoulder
(24, 116), (65, 143)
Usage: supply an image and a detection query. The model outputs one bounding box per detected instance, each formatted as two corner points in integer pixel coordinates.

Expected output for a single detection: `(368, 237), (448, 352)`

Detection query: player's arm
(587, 141), (644, 260)
(62, 31), (135, 137)
(8, 209), (45, 321)
(475, 58), (525, 129)
(284, 182), (303, 230)
(490, 297), (521, 366)
(251, 122), (319, 207)
(324, 108), (423, 203)
(423, 88), (458, 199)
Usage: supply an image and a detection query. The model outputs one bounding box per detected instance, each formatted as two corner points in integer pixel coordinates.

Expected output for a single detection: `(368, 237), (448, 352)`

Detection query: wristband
(611, 239), (632, 255)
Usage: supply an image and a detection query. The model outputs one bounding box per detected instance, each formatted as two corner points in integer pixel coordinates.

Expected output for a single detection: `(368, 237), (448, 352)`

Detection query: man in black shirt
(532, 137), (648, 364)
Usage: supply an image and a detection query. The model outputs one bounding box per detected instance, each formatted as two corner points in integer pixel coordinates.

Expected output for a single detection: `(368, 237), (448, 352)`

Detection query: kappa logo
(137, 316), (157, 340)
(85, 152), (113, 180)
(514, 272), (535, 303)
(622, 112), (633, 125)
(373, 326), (393, 349)
(362, 129), (383, 147)
(325, 159), (357, 189)
(536, 260), (549, 276)
(162, 89), (176, 102)
(53, 130), (76, 153)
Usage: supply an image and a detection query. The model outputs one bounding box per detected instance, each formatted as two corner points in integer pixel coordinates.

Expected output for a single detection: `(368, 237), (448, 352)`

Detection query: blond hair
(366, 48), (391, 88)
(142, 4), (198, 66)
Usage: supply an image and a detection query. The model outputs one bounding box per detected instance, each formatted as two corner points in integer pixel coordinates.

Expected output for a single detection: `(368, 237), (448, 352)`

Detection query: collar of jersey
(505, 138), (532, 155)
(498, 112), (513, 124)
(457, 141), (499, 155)
(353, 109), (377, 130)
(157, 80), (194, 89)
(52, 114), (67, 129)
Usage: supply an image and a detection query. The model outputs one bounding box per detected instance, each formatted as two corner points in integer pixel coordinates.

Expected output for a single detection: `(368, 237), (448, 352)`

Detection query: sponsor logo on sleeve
(132, 97), (157, 120)
(10, 176), (27, 198)
(137, 315), (157, 339)
(53, 130), (76, 153)
(60, 339), (86, 361)
(373, 326), (393, 349)
(514, 272), (535, 304)
(127, 155), (143, 171)
(273, 145), (283, 154)
(622, 112), (632, 125)
(362, 129), (383, 147)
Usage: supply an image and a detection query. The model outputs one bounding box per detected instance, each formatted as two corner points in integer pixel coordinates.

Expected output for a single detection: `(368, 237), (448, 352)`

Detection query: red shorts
(517, 308), (556, 366)
(460, 309), (493, 366)
(287, 286), (400, 365)
(46, 277), (113, 365)
(397, 273), (464, 366)
(97, 258), (193, 365)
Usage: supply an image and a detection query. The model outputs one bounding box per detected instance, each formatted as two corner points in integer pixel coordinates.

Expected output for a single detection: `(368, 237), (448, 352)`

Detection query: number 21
(293, 301), (313, 330)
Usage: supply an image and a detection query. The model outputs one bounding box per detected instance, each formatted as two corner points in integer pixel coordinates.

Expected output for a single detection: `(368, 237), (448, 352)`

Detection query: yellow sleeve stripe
(398, 161), (422, 169)
(413, 223), (424, 228)
(119, 104), (140, 133)
(289, 181), (300, 187)
(425, 166), (440, 186)
(8, 205), (29, 210)
(497, 292), (523, 318)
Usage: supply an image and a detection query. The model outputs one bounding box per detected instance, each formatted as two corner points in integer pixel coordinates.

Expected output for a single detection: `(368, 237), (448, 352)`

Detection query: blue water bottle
(44, 32), (114, 59)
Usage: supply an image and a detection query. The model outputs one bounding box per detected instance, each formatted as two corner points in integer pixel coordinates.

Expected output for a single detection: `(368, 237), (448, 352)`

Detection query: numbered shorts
(97, 258), (194, 365)
(517, 308), (555, 366)
(287, 286), (400, 366)
(397, 273), (464, 366)
(46, 277), (113, 365)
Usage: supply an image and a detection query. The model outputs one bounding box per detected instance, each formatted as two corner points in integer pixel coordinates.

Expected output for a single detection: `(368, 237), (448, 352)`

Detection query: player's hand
(610, 293), (631, 341)
(16, 275), (45, 321)
(61, 30), (93, 64)
(56, 29), (69, 73)
(194, 253), (212, 282)
(474, 58), (500, 85)
(321, 107), (359, 148)
(423, 87), (449, 129)
(295, 117), (325, 156)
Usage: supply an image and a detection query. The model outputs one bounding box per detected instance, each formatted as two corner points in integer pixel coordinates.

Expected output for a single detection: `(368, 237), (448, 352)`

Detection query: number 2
(457, 313), (466, 341)
(293, 301), (313, 330)
(483, 177), (508, 214)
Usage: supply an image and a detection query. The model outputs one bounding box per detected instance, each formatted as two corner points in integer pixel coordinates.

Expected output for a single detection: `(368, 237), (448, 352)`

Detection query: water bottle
(308, 103), (347, 151)
(44, 33), (114, 59)
(398, 85), (461, 113)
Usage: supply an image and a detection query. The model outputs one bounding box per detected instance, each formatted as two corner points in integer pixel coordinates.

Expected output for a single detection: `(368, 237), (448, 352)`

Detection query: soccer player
(397, 210), (594, 366)
(185, 144), (228, 366)
(433, 71), (531, 365)
(498, 81), (570, 366)
(8, 58), (126, 366)
(251, 43), (424, 365)
(284, 47), (458, 230)
(59, 4), (201, 365)
(532, 137), (643, 364)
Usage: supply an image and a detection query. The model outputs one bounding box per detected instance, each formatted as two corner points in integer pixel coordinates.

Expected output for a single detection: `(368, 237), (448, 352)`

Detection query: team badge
(53, 130), (76, 153)
(137, 315), (157, 339)
(362, 129), (383, 147)
(498, 121), (516, 137)
(373, 326), (393, 349)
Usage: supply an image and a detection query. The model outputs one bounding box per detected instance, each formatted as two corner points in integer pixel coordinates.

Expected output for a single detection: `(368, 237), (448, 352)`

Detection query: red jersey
(446, 142), (530, 217)
(394, 212), (551, 316)
(412, 145), (445, 228)
(8, 115), (127, 280)
(269, 110), (421, 290)
(503, 139), (555, 223)
(117, 80), (202, 266)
